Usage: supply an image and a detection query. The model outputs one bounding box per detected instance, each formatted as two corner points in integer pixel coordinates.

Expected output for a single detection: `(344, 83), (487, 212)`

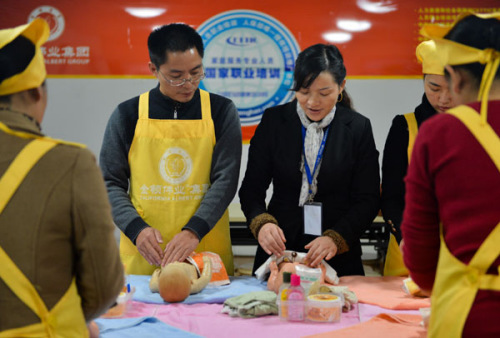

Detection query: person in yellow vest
(402, 12), (500, 337)
(381, 40), (455, 276)
(100, 23), (242, 275)
(0, 19), (124, 337)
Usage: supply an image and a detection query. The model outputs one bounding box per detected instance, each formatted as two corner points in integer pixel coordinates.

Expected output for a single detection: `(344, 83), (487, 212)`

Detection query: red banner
(2, 1), (498, 77)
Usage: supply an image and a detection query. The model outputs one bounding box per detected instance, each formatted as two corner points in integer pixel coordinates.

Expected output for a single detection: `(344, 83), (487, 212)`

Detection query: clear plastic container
(277, 299), (287, 320)
(277, 300), (305, 321)
(305, 294), (342, 323)
(294, 265), (322, 294)
(101, 285), (135, 318)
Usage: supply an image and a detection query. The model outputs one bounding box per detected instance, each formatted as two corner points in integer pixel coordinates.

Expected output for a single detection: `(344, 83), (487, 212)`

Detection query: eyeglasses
(157, 69), (206, 87)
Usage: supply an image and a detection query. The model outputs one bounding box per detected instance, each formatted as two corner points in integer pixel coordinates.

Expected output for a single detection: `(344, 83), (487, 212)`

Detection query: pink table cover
(121, 301), (421, 337)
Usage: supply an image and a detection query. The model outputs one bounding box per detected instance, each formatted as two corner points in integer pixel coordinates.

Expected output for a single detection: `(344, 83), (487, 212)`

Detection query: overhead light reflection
(337, 19), (372, 32)
(125, 7), (166, 18)
(357, 0), (397, 14)
(322, 32), (352, 43)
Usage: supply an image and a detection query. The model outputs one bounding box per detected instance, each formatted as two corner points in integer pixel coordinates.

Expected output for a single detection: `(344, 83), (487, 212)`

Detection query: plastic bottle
(278, 272), (292, 320)
(287, 273), (305, 322)
(279, 272), (292, 300)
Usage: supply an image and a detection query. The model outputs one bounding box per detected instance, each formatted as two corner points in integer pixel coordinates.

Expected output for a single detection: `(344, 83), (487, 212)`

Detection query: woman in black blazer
(239, 44), (380, 276)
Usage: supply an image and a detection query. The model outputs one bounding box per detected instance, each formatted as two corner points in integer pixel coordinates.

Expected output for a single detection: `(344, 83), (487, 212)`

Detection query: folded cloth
(95, 316), (202, 338)
(222, 291), (278, 318)
(303, 313), (426, 338)
(131, 275), (267, 304)
(338, 276), (430, 310)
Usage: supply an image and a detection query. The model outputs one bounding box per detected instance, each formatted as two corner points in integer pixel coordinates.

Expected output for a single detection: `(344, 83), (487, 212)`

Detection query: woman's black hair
(148, 23), (204, 68)
(444, 15), (500, 87)
(292, 43), (352, 109)
(0, 35), (36, 103)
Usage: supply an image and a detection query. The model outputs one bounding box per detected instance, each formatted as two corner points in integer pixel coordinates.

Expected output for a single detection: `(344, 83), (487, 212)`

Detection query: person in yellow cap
(380, 40), (455, 277)
(402, 12), (500, 337)
(0, 19), (124, 337)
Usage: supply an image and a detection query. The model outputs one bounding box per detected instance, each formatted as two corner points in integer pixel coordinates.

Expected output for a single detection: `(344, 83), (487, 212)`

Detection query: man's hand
(304, 236), (338, 268)
(162, 229), (200, 266)
(136, 227), (164, 266)
(258, 223), (286, 258)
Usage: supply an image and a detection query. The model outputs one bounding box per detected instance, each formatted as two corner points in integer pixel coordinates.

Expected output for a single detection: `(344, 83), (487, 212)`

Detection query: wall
(43, 77), (423, 209)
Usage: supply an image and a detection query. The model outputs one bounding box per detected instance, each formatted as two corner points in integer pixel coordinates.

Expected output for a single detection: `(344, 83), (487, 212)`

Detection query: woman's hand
(258, 223), (286, 257)
(304, 236), (338, 267)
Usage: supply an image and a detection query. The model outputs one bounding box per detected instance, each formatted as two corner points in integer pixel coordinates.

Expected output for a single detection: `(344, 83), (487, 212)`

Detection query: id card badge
(303, 202), (322, 236)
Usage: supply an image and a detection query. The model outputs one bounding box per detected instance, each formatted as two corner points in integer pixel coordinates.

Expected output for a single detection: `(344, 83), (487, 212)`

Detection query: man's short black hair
(147, 23), (204, 67)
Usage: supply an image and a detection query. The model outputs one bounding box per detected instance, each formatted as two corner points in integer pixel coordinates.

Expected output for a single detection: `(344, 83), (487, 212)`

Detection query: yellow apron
(428, 105), (500, 337)
(120, 89), (234, 275)
(383, 113), (416, 276)
(0, 131), (88, 337)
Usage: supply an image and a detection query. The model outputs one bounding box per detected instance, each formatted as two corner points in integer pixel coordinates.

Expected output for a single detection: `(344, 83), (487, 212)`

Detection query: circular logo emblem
(28, 6), (65, 41)
(197, 10), (300, 127)
(159, 147), (193, 184)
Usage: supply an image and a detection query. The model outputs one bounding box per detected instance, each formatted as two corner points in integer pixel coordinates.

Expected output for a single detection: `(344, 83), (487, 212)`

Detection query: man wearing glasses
(100, 23), (242, 275)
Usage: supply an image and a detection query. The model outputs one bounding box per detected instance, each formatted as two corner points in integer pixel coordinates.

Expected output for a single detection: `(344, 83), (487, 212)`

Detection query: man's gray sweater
(100, 86), (242, 243)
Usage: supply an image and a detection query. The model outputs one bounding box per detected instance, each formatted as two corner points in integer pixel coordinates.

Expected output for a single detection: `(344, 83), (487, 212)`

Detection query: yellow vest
(0, 125), (88, 337)
(428, 105), (500, 337)
(383, 112), (416, 276)
(120, 89), (234, 275)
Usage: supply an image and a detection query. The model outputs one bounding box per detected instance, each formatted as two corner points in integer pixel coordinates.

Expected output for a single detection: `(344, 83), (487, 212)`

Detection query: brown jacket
(0, 109), (124, 330)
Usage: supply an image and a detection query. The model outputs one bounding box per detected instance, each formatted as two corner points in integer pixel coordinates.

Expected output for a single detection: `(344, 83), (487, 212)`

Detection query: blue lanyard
(302, 125), (330, 195)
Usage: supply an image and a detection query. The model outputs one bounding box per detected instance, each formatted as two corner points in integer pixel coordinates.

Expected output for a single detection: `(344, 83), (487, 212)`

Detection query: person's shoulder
(108, 93), (142, 127)
(207, 91), (238, 115)
(206, 91), (239, 128)
(208, 91), (234, 106)
(42, 140), (97, 172)
(419, 110), (457, 132)
(335, 105), (370, 125)
(51, 140), (93, 157)
(262, 100), (296, 122)
(390, 114), (409, 127)
(117, 94), (140, 113)
(416, 109), (466, 146)
(206, 91), (238, 117)
(251, 102), (296, 139)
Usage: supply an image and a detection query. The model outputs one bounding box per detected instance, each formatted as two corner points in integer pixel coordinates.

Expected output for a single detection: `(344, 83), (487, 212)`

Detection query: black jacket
(239, 100), (380, 276)
(381, 94), (436, 242)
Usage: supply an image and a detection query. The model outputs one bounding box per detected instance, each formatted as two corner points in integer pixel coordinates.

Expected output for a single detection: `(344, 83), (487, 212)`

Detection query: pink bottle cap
(291, 274), (301, 286)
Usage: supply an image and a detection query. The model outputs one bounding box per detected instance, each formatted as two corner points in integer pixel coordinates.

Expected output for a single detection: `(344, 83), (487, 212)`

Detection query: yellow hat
(0, 18), (50, 96)
(420, 12), (500, 124)
(416, 40), (444, 75)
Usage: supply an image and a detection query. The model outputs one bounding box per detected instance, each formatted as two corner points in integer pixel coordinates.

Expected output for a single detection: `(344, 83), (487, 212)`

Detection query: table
(95, 275), (429, 338)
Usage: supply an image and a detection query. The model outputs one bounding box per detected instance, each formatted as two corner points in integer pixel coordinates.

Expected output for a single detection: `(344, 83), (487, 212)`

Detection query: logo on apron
(159, 147), (193, 184)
